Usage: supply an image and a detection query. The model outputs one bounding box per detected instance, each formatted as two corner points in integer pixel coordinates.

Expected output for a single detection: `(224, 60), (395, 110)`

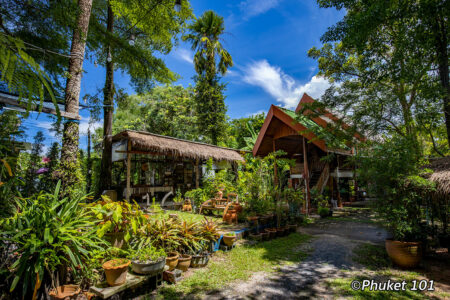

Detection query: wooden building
(111, 130), (244, 202)
(252, 93), (364, 210)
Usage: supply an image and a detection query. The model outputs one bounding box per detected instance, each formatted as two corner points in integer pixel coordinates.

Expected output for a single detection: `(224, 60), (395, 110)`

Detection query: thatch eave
(112, 130), (245, 162)
(424, 157), (450, 198)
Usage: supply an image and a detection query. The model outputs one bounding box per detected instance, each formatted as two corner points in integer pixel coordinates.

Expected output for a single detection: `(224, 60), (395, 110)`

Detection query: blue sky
(19, 0), (344, 151)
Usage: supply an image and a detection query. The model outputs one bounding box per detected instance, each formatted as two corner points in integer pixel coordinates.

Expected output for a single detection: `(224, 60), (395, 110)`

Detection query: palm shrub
(0, 181), (103, 298)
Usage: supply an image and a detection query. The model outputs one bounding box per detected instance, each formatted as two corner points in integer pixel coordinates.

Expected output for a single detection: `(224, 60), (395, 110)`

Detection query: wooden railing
(313, 163), (330, 194)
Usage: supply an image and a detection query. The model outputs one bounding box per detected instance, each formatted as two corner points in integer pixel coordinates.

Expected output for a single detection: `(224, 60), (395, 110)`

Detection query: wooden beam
(126, 140), (131, 201)
(0, 93), (81, 120)
(273, 139), (278, 186)
(303, 136), (310, 215)
(195, 158), (200, 189)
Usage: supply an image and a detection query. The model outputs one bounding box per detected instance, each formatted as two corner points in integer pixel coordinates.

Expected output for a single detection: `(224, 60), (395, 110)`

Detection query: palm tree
(184, 10), (233, 80)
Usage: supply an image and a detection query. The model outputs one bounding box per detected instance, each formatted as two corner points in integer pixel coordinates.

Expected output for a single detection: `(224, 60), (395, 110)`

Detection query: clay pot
(49, 284), (80, 300)
(266, 228), (277, 239)
(276, 227), (284, 237)
(288, 224), (297, 233)
(165, 252), (179, 271)
(176, 254), (192, 272)
(261, 231), (270, 241)
(104, 231), (126, 249)
(249, 233), (262, 241)
(102, 259), (130, 287)
(191, 253), (210, 268)
(223, 234), (236, 246)
(385, 239), (422, 268)
(224, 209), (237, 224)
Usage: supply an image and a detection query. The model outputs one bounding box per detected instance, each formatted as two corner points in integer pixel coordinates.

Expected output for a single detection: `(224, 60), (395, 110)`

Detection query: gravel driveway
(205, 213), (388, 300)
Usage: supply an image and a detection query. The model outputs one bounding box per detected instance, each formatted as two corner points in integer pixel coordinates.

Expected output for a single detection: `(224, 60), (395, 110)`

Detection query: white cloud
(79, 119), (102, 136)
(174, 48), (194, 64)
(242, 60), (331, 109)
(239, 0), (282, 18)
(245, 110), (266, 117)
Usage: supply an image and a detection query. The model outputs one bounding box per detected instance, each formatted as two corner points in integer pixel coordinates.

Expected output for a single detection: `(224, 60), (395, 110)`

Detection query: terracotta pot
(191, 253), (210, 268)
(276, 227), (284, 237)
(261, 231), (270, 241)
(266, 228), (277, 239)
(224, 209), (237, 224)
(176, 254), (192, 272)
(288, 224), (297, 233)
(247, 216), (258, 222)
(223, 234), (236, 246)
(249, 233), (262, 241)
(102, 259), (130, 287)
(385, 239), (422, 268)
(104, 231), (126, 249)
(49, 284), (80, 300)
(131, 257), (166, 275)
(165, 252), (179, 271)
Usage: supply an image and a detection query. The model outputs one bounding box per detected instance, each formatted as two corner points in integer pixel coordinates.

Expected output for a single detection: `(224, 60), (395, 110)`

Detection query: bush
(0, 181), (104, 297)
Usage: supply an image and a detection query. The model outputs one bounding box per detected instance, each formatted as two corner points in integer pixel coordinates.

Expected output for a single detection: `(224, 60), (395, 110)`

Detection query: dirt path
(205, 212), (388, 299)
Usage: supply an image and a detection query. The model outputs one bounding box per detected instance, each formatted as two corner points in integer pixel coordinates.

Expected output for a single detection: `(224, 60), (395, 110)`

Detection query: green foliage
(311, 0), (448, 153)
(132, 246), (166, 263)
(86, 196), (144, 243)
(184, 188), (207, 212)
(0, 33), (58, 114)
(23, 131), (45, 196)
(0, 110), (24, 216)
(227, 113), (265, 150)
(358, 136), (435, 241)
(0, 181), (103, 296)
(184, 10), (233, 145)
(113, 85), (200, 140)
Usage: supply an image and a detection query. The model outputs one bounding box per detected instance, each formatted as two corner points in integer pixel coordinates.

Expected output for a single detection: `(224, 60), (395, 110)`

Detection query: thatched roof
(112, 130), (244, 162)
(424, 157), (450, 197)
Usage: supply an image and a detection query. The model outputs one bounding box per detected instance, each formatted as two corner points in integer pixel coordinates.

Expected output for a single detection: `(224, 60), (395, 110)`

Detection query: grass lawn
(327, 243), (450, 299)
(156, 233), (311, 299)
(150, 209), (222, 224)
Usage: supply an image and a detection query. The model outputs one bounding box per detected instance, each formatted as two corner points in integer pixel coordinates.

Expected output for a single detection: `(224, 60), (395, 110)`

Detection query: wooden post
(303, 137), (310, 215)
(126, 140), (131, 201)
(273, 139), (278, 186)
(195, 158), (200, 189)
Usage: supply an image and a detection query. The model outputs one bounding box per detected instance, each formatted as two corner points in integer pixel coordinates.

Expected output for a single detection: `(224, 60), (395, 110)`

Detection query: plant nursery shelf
(89, 270), (164, 299)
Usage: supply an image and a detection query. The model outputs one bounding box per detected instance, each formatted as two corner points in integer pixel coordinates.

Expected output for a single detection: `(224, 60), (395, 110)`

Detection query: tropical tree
(308, 1), (445, 156)
(90, 0), (193, 193)
(315, 0), (449, 149)
(184, 10), (233, 145)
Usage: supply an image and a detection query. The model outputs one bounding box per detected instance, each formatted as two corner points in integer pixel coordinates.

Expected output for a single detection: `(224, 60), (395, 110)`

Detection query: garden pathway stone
(206, 214), (388, 300)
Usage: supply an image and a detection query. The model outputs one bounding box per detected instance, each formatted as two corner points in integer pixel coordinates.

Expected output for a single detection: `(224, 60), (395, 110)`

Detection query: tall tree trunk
(86, 127), (92, 193)
(435, 18), (450, 148)
(99, 2), (114, 193)
(60, 0), (93, 195)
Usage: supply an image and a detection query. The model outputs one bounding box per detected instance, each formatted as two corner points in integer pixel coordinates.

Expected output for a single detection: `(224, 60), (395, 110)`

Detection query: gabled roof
(252, 93), (361, 157)
(295, 93), (364, 142)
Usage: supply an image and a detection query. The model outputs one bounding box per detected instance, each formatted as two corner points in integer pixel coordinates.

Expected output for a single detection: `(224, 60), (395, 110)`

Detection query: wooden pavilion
(111, 130), (244, 203)
(253, 93), (364, 210)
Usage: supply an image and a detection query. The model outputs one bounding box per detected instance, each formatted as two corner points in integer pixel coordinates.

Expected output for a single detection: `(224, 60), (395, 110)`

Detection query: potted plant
(266, 228), (277, 239)
(317, 196), (331, 218)
(88, 196), (144, 248)
(176, 254), (192, 272)
(102, 258), (131, 286)
(191, 251), (210, 268)
(130, 246), (166, 275)
(223, 232), (236, 246)
(165, 251), (179, 271)
(49, 285), (80, 300)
